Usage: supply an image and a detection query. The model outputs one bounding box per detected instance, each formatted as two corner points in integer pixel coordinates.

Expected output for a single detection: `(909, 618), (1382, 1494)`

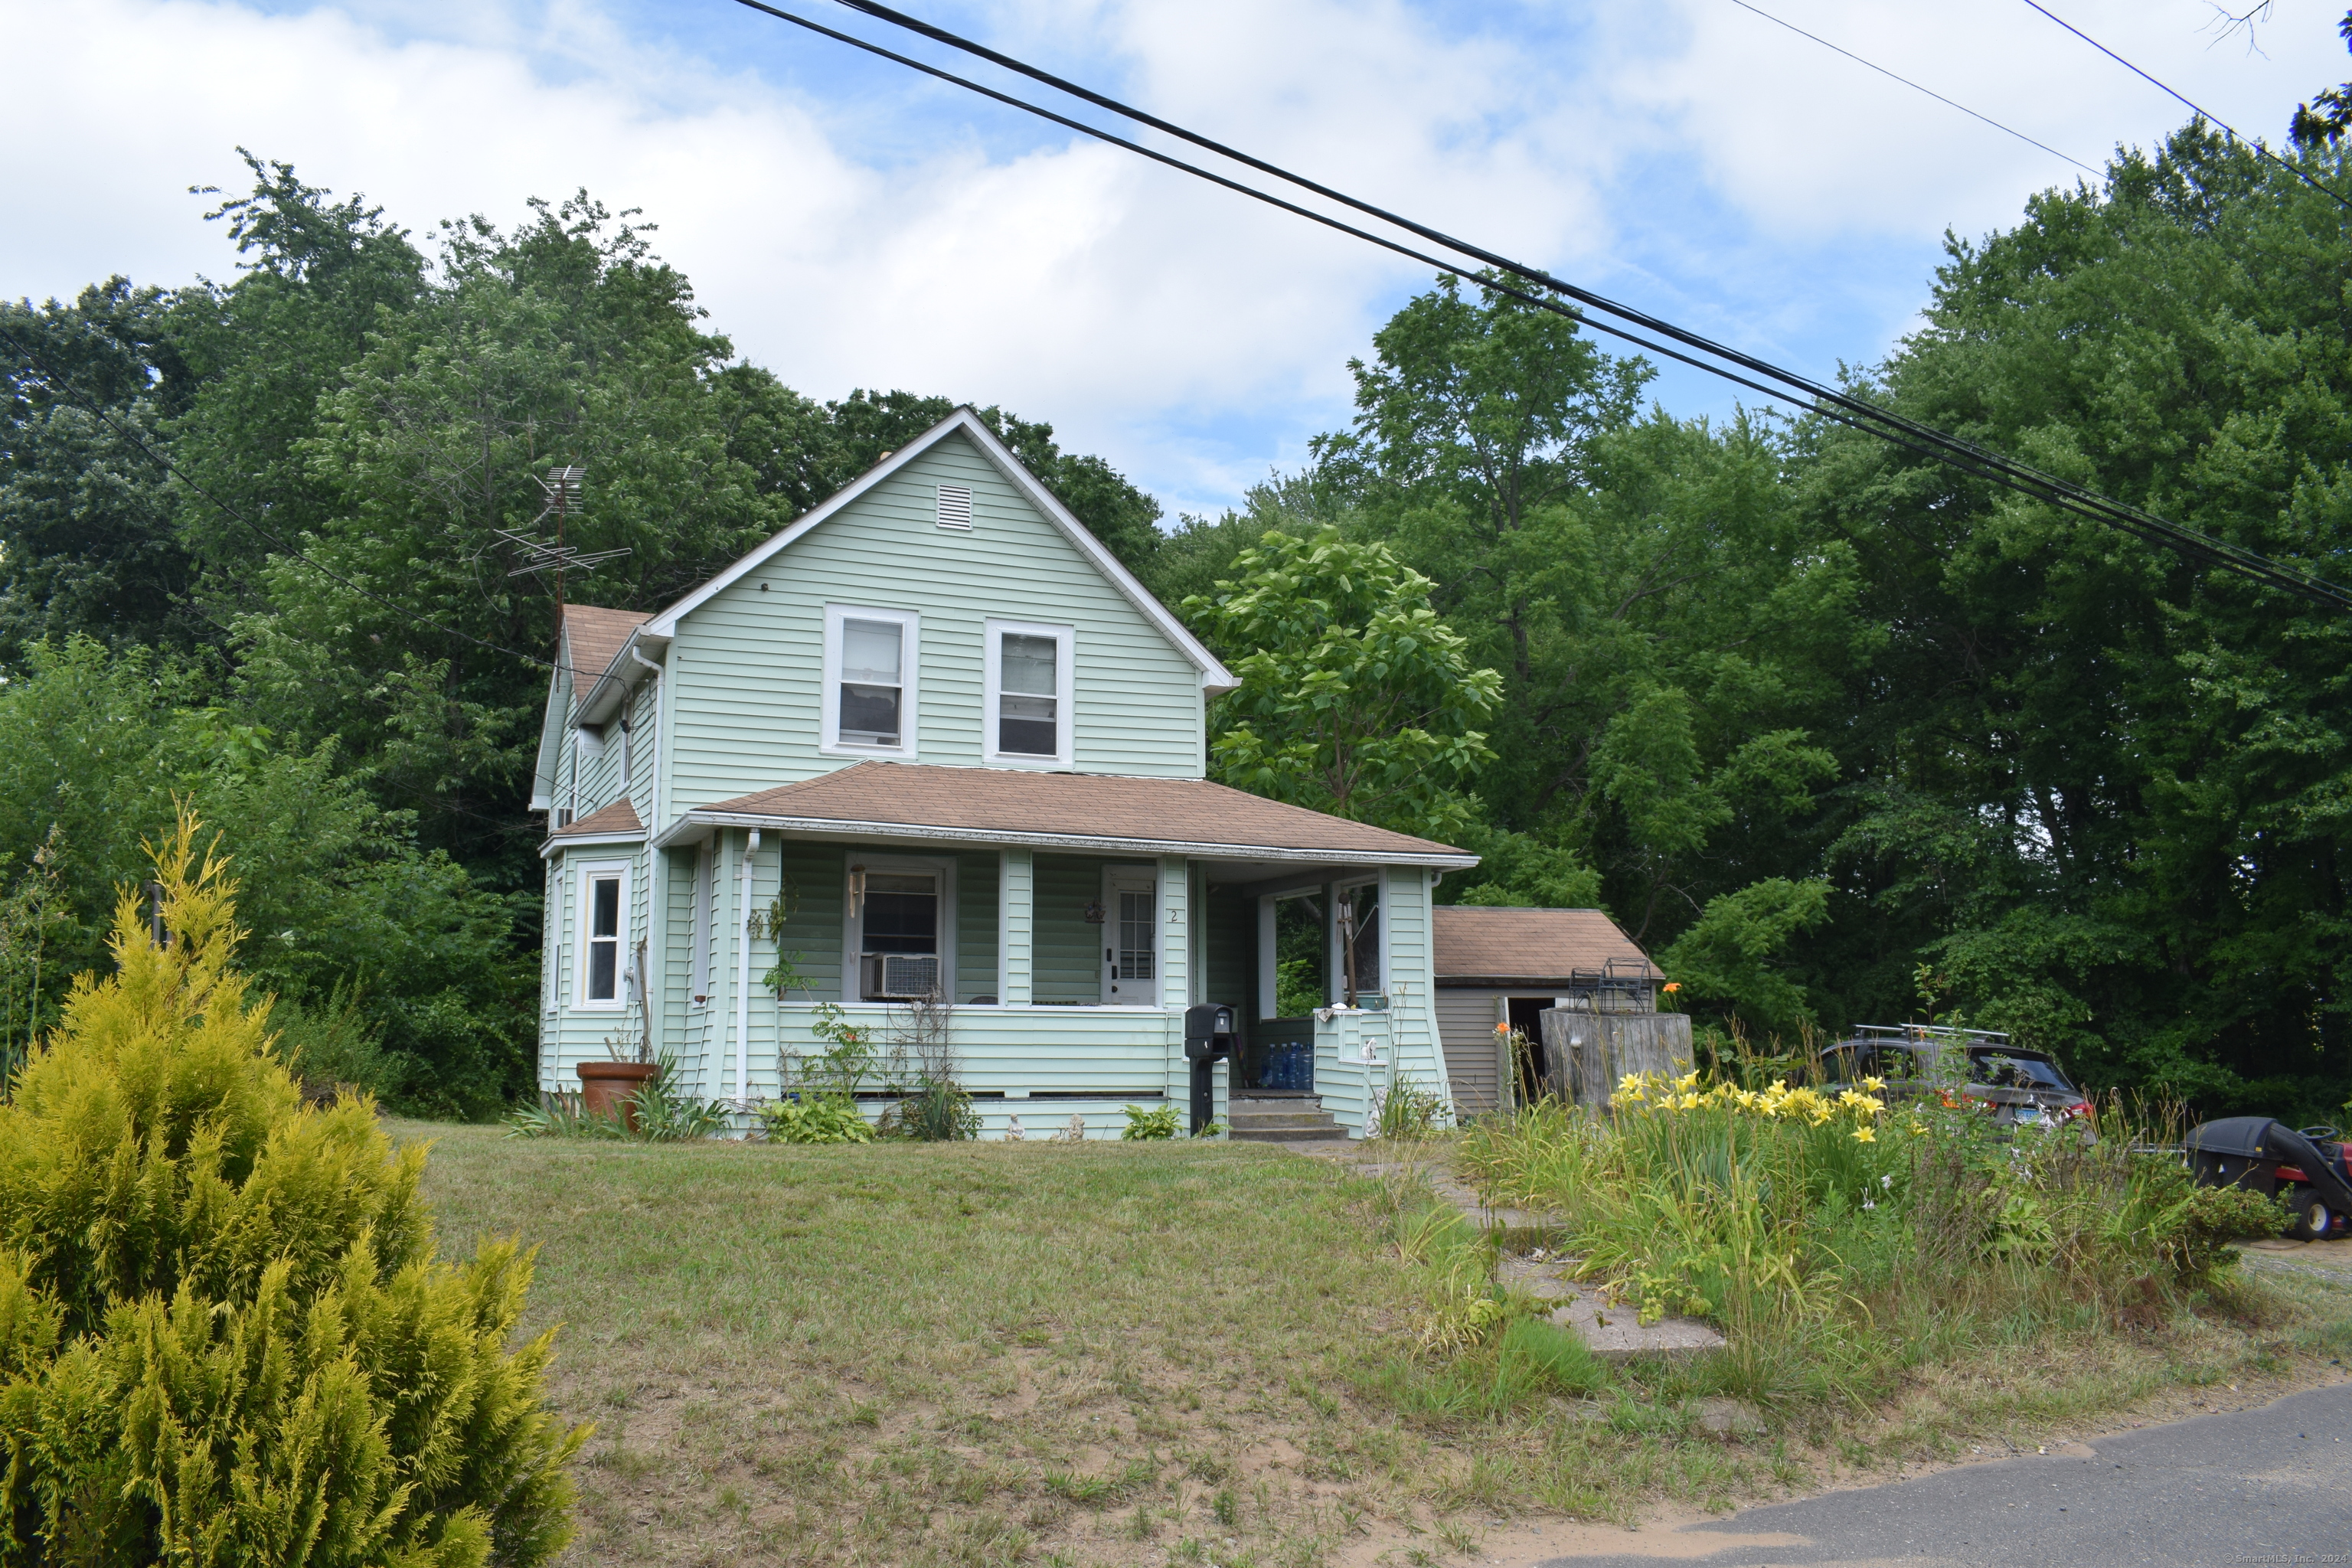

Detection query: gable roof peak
(642, 408), (1233, 691)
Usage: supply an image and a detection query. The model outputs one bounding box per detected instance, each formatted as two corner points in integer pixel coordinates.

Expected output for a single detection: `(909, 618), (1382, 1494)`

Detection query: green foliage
(1657, 877), (1832, 1037)
(1497, 1315), (1606, 1396)
(1120, 1103), (1182, 1141)
(1374, 1077), (1450, 1140)
(0, 638), (528, 1119)
(759, 1096), (877, 1145)
(0, 813), (583, 1563)
(880, 1080), (980, 1142)
(1460, 1080), (2278, 1407)
(1184, 527), (1501, 841)
(504, 1056), (729, 1143)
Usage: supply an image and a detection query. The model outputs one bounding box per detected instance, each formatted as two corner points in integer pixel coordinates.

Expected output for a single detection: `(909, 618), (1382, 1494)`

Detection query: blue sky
(5, 0), (2341, 517)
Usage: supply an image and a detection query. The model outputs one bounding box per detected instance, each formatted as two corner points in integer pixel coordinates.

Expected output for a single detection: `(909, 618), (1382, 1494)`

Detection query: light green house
(531, 408), (1478, 1137)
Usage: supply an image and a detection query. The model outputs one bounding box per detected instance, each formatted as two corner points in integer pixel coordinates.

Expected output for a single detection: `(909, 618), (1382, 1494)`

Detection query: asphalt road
(1534, 1382), (2352, 1568)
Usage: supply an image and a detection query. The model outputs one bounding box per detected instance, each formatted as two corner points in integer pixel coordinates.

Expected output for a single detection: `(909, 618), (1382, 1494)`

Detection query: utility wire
(2017, 0), (2352, 212)
(1731, 0), (2099, 174)
(0, 318), (596, 683)
(728, 0), (2352, 609)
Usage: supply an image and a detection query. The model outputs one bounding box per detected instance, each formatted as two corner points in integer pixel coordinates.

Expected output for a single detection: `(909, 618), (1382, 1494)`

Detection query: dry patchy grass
(395, 1122), (2352, 1568)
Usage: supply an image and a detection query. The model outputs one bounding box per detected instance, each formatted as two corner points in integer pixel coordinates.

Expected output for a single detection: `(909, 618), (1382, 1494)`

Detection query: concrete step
(1230, 1123), (1350, 1144)
(1227, 1110), (1334, 1130)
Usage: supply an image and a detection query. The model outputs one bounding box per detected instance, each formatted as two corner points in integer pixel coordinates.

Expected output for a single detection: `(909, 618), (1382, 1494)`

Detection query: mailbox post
(1182, 1003), (1237, 1137)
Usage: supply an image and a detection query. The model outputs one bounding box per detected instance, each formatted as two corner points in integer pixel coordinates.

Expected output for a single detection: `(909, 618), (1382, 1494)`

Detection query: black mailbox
(1183, 1004), (1237, 1135)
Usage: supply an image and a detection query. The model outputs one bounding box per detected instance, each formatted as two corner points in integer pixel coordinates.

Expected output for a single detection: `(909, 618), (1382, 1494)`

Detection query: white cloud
(3, 0), (2338, 515)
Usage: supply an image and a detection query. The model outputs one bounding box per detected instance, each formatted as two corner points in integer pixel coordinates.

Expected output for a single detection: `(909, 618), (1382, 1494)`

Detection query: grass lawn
(397, 1122), (2352, 1568)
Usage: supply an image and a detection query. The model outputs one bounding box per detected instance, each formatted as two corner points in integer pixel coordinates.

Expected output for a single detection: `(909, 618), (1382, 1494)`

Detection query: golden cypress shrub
(0, 815), (584, 1565)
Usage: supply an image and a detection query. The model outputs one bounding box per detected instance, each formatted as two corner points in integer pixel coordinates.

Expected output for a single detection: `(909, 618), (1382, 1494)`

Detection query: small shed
(1431, 906), (1661, 1115)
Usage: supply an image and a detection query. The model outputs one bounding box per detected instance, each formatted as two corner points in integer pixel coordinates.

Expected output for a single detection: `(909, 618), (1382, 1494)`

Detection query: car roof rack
(1840, 1023), (2013, 1049)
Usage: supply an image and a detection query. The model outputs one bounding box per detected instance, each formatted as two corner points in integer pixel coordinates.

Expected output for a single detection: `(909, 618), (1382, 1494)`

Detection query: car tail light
(2067, 1101), (2092, 1120)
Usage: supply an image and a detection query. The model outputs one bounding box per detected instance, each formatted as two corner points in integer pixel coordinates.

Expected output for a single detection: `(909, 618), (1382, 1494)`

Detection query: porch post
(1158, 855), (1189, 1008)
(1000, 848), (1033, 1005)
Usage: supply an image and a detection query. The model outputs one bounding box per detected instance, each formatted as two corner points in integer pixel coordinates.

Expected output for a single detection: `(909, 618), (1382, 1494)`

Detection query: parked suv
(1818, 1025), (2092, 1129)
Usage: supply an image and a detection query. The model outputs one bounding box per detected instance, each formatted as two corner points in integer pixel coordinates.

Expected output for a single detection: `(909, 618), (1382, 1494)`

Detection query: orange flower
(1662, 982), (1682, 994)
(1495, 1021), (1511, 1034)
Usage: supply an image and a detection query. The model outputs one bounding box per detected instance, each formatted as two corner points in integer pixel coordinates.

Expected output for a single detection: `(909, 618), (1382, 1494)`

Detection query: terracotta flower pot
(577, 1061), (661, 1132)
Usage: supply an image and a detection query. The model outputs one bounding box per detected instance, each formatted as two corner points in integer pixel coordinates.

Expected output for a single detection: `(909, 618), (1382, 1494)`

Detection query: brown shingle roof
(552, 799), (644, 838)
(689, 762), (1474, 864)
(1431, 906), (1657, 984)
(561, 604), (652, 700)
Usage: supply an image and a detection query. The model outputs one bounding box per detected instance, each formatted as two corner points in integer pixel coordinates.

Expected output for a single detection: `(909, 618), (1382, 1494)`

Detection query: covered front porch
(654, 834), (1433, 1137)
(534, 761), (1478, 1137)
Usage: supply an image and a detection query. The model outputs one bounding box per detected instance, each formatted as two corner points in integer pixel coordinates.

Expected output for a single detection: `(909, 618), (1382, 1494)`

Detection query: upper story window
(984, 619), (1073, 767)
(822, 604), (920, 757)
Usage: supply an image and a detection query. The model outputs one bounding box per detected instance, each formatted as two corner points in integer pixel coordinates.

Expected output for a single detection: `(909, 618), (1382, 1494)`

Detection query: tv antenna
(497, 465), (629, 610)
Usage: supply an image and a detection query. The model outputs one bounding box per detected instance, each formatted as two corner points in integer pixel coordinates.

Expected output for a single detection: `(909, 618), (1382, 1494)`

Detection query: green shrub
(1375, 1077), (1449, 1140)
(880, 1079), (980, 1141)
(0, 815), (585, 1563)
(761, 1096), (877, 1144)
(1122, 1102), (1181, 1140)
(266, 981), (397, 1101)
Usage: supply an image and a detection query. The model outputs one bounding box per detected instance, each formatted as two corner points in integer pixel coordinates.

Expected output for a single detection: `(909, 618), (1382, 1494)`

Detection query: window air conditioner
(861, 952), (939, 1000)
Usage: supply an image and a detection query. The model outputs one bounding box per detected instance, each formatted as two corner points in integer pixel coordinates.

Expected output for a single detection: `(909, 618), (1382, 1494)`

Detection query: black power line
(2017, 0), (2352, 214)
(1731, 0), (2099, 174)
(725, 0), (2352, 610)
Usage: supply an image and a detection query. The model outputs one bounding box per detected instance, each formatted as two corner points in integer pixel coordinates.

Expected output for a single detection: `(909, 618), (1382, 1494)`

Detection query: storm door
(1101, 867), (1157, 1003)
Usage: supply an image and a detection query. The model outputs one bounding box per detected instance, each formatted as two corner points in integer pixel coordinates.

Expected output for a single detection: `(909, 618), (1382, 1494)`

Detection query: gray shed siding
(1436, 988), (1509, 1116)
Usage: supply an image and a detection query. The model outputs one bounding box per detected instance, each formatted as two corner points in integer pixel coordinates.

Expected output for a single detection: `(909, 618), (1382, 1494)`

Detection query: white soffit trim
(652, 808), (1478, 869)
(539, 829), (648, 859)
(639, 409), (1237, 694)
(575, 630), (671, 727)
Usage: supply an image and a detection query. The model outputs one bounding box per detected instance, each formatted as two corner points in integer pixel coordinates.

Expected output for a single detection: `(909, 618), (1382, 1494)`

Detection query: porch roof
(659, 761), (1478, 868)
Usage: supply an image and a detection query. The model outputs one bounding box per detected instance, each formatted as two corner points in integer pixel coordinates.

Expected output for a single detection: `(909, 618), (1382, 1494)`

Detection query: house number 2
(1168, 908), (1184, 923)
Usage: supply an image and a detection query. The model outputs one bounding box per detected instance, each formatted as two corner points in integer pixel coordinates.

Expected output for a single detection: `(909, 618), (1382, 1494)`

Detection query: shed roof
(560, 605), (652, 701)
(671, 761), (1475, 866)
(1431, 906), (1658, 985)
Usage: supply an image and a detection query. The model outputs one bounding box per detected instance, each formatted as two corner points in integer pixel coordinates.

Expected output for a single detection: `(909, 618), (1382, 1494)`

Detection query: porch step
(1228, 1096), (1348, 1145)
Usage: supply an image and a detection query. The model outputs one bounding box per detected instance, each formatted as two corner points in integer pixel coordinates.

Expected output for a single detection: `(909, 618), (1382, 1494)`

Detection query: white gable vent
(936, 484), (975, 531)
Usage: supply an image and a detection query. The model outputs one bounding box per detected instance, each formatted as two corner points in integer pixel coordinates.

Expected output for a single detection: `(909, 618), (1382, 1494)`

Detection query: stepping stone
(1694, 1396), (1766, 1440)
(1499, 1257), (1727, 1363)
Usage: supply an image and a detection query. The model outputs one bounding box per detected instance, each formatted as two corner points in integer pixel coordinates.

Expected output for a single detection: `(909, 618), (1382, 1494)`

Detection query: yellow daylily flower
(1852, 1125), (1876, 1143)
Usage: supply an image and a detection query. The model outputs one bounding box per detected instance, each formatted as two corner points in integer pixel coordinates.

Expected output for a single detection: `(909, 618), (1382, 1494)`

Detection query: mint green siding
(1031, 854), (1108, 1004)
(662, 431), (1204, 816)
(956, 853), (999, 1002)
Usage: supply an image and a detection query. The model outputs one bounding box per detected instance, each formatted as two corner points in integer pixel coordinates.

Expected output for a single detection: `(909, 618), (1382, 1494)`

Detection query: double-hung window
(983, 619), (1073, 766)
(576, 862), (631, 1008)
(822, 605), (919, 756)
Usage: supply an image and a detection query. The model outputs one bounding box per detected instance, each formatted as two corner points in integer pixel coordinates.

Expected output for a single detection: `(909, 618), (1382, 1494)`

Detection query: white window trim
(983, 618), (1074, 769)
(574, 859), (633, 1011)
(837, 852), (958, 1005)
(821, 603), (920, 760)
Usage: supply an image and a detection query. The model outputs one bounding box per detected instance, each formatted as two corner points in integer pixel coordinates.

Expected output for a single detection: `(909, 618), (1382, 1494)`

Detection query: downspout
(628, 644), (663, 831)
(736, 828), (761, 1105)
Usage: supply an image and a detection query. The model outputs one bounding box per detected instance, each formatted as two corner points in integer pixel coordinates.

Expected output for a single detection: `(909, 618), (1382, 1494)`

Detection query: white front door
(1102, 867), (1157, 1004)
